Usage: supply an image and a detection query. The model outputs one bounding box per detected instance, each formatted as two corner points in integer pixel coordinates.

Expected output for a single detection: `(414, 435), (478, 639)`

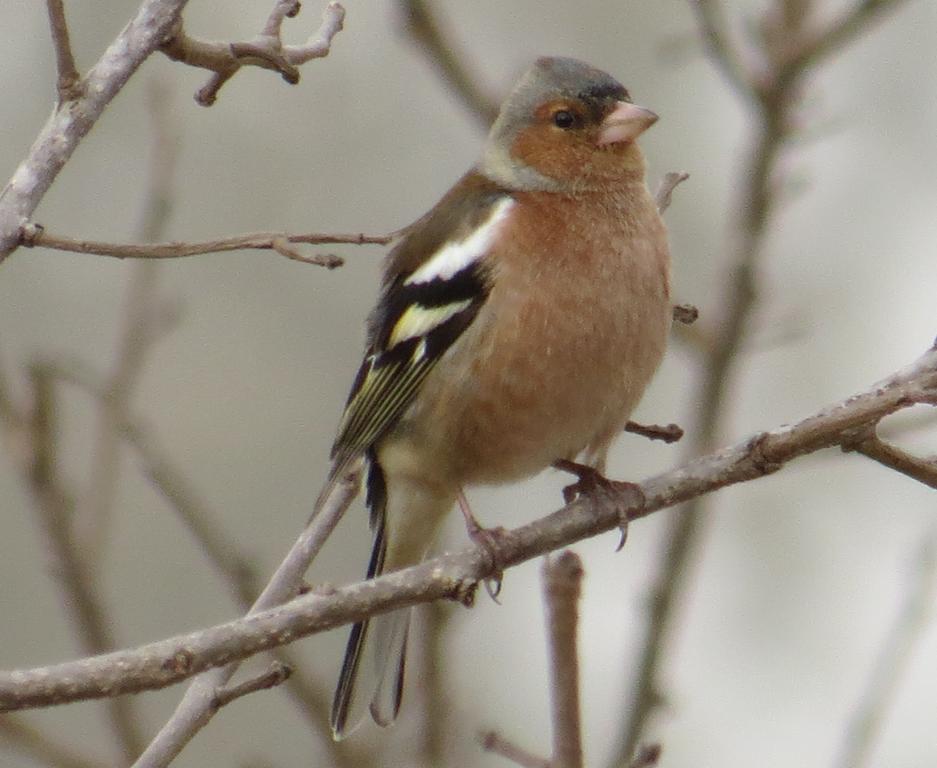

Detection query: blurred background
(1, 1), (936, 766)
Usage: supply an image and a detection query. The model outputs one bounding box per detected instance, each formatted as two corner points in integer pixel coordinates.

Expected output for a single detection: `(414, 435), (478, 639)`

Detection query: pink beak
(596, 101), (658, 145)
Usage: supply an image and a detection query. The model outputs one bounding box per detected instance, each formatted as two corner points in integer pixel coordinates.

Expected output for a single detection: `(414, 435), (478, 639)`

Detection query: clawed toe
(468, 522), (508, 601)
(458, 490), (508, 601)
(554, 458), (620, 499)
(553, 459), (645, 550)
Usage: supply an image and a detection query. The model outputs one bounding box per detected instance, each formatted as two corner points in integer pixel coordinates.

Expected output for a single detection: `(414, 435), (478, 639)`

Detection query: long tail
(330, 456), (453, 739)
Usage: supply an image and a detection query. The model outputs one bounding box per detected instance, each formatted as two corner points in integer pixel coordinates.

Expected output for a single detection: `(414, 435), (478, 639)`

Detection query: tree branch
(848, 431), (937, 490)
(209, 662), (291, 712)
(544, 551), (585, 768)
(479, 731), (552, 768)
(624, 421), (684, 444)
(610, 2), (916, 761)
(141, 450), (370, 767)
(0, 0), (190, 262)
(19, 225), (391, 266)
(1, 343), (934, 713)
(42, 357), (367, 768)
(774, 0), (914, 90)
(672, 304), (700, 326)
(628, 744), (662, 768)
(131, 460), (363, 768)
(654, 172), (690, 214)
(690, 0), (759, 100)
(398, 0), (500, 128)
(160, 1), (345, 106)
(45, 0), (81, 102)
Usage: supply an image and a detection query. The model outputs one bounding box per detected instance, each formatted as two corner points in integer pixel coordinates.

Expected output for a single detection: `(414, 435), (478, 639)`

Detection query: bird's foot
(458, 490), (508, 600)
(553, 459), (645, 550)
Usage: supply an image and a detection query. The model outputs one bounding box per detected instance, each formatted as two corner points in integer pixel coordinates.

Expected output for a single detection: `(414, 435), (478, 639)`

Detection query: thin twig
(849, 432), (937, 490)
(624, 421), (684, 444)
(210, 662), (292, 712)
(775, 0), (915, 90)
(690, 0), (759, 100)
(2, 342), (934, 712)
(672, 304), (699, 326)
(45, 0), (81, 102)
(271, 237), (344, 268)
(398, 0), (500, 127)
(654, 172), (690, 214)
(833, 530), (937, 768)
(479, 731), (551, 768)
(544, 551), (585, 768)
(160, 1), (345, 106)
(19, 225), (390, 264)
(628, 744), (662, 768)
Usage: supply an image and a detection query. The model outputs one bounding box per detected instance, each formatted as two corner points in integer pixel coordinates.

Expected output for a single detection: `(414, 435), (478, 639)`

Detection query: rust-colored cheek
(510, 125), (590, 182)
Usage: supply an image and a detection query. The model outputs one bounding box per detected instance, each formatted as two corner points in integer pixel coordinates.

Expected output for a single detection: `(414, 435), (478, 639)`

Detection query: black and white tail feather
(318, 179), (515, 739)
(329, 455), (414, 735)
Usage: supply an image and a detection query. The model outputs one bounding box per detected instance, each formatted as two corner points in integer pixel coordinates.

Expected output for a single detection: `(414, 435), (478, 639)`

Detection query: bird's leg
(552, 459), (645, 550)
(457, 489), (507, 600)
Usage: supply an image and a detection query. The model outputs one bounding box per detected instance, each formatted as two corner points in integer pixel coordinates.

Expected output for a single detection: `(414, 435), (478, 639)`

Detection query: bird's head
(481, 56), (658, 193)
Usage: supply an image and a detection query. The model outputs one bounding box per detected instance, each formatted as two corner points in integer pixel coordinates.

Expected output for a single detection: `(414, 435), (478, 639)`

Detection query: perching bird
(324, 56), (672, 738)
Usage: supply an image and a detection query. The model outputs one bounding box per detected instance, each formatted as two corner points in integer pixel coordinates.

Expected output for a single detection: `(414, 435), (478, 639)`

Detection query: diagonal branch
(849, 432), (937, 490)
(131, 460), (364, 768)
(398, 0), (500, 128)
(774, 0), (915, 89)
(690, 0), (759, 100)
(1, 343), (934, 713)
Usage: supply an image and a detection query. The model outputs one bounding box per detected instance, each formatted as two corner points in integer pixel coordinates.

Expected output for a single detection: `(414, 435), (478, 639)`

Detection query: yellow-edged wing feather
(329, 177), (515, 474)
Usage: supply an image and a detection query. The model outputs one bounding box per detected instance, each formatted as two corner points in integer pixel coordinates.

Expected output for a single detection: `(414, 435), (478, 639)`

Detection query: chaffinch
(324, 56), (671, 738)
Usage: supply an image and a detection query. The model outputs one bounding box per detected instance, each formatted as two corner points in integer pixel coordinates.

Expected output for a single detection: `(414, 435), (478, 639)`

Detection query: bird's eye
(552, 110), (575, 129)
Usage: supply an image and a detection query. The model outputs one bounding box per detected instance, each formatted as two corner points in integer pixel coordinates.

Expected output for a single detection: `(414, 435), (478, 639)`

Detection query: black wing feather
(329, 184), (511, 472)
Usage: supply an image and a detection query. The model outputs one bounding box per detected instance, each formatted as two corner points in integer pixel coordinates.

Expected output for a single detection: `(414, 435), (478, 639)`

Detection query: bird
(322, 56), (672, 738)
